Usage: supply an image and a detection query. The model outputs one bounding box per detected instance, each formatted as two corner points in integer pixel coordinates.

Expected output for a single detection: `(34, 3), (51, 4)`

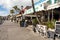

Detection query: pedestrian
(33, 26), (36, 32)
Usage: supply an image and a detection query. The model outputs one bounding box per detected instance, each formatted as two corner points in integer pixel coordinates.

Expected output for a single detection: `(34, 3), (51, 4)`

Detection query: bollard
(53, 34), (56, 40)
(33, 26), (36, 33)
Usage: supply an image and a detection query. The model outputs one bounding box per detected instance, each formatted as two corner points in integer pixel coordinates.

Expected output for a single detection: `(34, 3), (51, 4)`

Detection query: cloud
(0, 0), (40, 16)
(0, 0), (39, 9)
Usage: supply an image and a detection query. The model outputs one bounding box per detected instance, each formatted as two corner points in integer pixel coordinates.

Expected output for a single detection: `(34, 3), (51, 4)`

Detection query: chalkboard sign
(55, 21), (60, 34)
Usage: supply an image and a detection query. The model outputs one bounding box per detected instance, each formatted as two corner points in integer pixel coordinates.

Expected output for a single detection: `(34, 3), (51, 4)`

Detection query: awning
(47, 2), (60, 10)
(16, 14), (21, 17)
(24, 15), (40, 17)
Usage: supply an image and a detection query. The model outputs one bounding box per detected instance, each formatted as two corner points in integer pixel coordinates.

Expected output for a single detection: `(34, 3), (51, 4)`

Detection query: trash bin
(20, 21), (24, 27)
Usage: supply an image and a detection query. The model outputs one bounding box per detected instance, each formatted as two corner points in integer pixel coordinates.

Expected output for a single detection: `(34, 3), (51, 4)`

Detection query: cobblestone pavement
(0, 20), (60, 40)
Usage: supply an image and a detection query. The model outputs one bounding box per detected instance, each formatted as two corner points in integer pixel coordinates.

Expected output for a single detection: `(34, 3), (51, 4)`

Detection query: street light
(31, 0), (40, 24)
(21, 6), (25, 20)
(31, 0), (35, 14)
(21, 6), (23, 10)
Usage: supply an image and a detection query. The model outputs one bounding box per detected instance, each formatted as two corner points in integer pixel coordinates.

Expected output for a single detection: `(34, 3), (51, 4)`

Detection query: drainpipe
(48, 11), (50, 21)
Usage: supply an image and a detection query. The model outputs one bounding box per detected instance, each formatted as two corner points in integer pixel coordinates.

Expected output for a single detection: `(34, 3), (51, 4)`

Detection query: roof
(47, 2), (60, 10)
(16, 14), (21, 17)
(25, 6), (32, 10)
(24, 15), (40, 17)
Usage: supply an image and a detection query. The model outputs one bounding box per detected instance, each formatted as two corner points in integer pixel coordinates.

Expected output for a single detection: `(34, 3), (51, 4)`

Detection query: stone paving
(0, 20), (60, 40)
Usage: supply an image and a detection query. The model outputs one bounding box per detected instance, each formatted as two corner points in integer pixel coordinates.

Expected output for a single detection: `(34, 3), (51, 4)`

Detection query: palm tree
(10, 6), (20, 15)
(13, 6), (18, 10)
(31, 0), (40, 24)
(13, 6), (20, 22)
(13, 6), (20, 12)
(10, 6), (20, 22)
(10, 9), (14, 16)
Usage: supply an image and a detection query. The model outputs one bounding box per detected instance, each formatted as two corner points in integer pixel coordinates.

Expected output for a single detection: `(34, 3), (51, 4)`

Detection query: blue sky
(0, 0), (33, 16)
(0, 5), (7, 11)
(0, 5), (9, 16)
(0, 0), (48, 16)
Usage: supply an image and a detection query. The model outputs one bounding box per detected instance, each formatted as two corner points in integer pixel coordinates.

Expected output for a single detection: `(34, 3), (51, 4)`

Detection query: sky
(0, 0), (42, 16)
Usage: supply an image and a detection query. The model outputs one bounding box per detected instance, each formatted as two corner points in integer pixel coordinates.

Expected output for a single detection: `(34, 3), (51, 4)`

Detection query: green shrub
(46, 21), (55, 29)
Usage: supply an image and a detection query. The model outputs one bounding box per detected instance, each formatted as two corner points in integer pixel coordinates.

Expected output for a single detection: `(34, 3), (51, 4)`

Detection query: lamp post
(31, 0), (40, 24)
(31, 0), (35, 13)
(21, 6), (23, 10)
(21, 6), (24, 20)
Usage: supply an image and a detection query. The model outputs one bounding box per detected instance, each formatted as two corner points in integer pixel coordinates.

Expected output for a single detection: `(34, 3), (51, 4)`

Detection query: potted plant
(46, 21), (55, 29)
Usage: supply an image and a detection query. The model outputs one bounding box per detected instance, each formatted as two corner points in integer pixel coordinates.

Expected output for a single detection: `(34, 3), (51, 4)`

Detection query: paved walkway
(0, 20), (59, 40)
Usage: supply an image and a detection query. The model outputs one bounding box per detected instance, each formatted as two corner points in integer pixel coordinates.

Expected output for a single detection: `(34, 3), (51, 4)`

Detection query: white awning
(24, 15), (40, 17)
(16, 14), (21, 17)
(47, 2), (60, 10)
